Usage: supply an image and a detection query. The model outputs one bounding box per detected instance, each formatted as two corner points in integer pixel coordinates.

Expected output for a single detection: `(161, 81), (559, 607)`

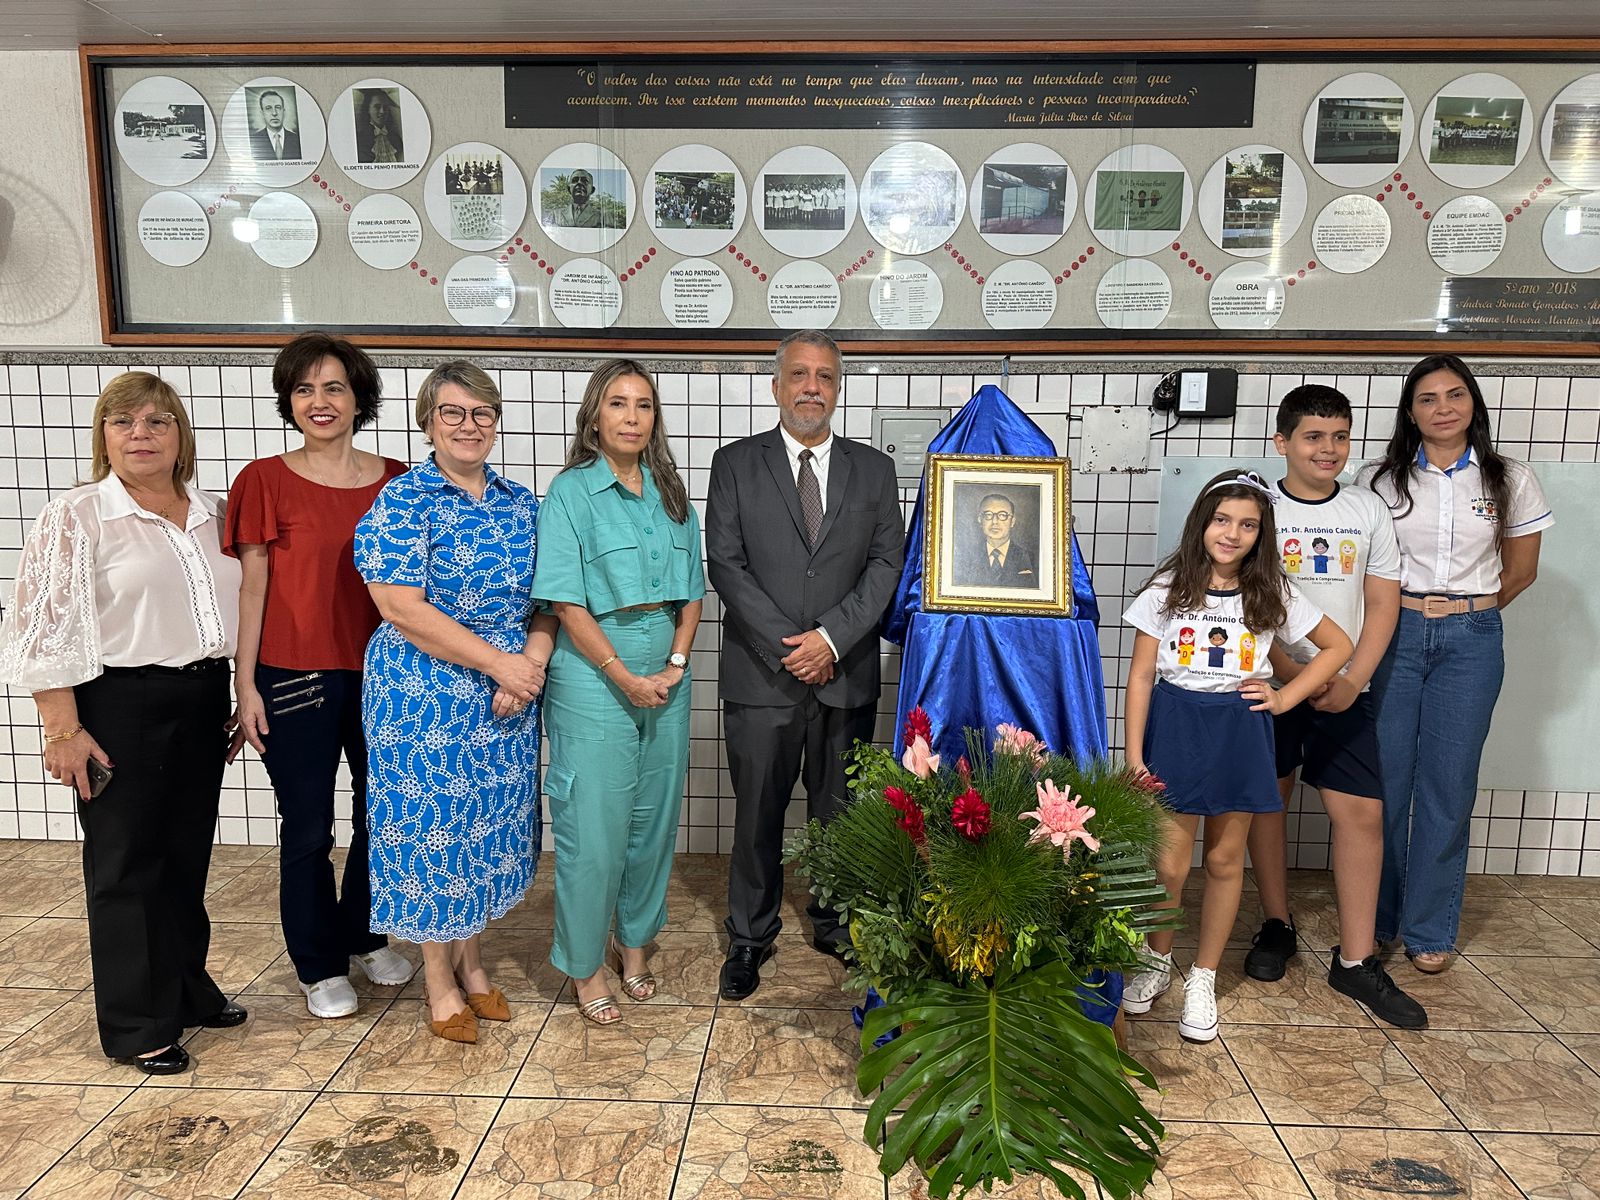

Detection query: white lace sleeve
(0, 496), (103, 691)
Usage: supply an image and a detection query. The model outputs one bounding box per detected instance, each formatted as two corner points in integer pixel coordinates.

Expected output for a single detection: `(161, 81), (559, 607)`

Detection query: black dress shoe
(199, 1001), (248, 1029)
(720, 944), (775, 1000)
(114, 1044), (191, 1076)
(811, 937), (851, 964)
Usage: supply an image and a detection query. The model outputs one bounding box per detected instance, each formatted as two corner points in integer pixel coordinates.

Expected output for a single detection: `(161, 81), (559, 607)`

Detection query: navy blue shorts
(1273, 690), (1384, 800)
(1144, 679), (1281, 816)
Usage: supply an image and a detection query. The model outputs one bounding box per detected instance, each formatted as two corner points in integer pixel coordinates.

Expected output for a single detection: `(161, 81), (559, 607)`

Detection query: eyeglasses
(105, 413), (177, 435)
(434, 404), (500, 428)
(980, 510), (1013, 522)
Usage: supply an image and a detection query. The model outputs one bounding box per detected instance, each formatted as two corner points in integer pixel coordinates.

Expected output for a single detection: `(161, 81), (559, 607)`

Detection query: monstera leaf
(859, 957), (1163, 1200)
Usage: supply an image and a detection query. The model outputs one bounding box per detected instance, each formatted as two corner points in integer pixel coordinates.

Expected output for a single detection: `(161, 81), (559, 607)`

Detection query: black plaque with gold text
(505, 58), (1256, 130)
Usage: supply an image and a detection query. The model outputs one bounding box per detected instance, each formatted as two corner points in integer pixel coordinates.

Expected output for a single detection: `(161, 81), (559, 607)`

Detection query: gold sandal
(608, 935), (657, 1002)
(575, 990), (621, 1025)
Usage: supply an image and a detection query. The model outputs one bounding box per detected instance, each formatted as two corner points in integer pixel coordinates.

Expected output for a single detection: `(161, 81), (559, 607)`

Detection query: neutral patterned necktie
(991, 548), (1002, 574)
(797, 449), (823, 545)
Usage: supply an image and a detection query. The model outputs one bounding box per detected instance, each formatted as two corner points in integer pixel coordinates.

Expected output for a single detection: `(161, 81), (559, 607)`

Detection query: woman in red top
(225, 332), (414, 1018)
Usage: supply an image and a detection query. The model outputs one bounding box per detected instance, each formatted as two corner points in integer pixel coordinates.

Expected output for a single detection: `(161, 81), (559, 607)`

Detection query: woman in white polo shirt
(1363, 355), (1553, 974)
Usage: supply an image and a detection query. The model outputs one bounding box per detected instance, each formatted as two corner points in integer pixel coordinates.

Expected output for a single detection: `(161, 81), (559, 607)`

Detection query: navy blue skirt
(1144, 679), (1281, 815)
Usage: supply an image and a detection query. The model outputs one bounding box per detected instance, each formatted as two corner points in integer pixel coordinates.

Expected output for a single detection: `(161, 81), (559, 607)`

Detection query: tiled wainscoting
(0, 351), (1595, 875)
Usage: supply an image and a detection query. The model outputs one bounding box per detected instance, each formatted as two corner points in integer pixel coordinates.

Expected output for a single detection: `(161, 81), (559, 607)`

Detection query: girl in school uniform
(1121, 470), (1353, 1042)
(1363, 355), (1553, 974)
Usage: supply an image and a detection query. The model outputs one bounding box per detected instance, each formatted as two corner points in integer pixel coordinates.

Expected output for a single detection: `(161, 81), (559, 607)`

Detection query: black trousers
(75, 662), (230, 1057)
(723, 695), (876, 951)
(256, 665), (385, 984)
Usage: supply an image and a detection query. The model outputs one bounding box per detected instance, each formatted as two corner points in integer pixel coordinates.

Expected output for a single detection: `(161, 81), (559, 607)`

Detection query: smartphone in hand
(85, 758), (113, 799)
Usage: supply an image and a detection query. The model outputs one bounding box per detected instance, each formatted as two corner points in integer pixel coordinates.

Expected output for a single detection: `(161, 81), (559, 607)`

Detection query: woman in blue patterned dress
(355, 361), (556, 1044)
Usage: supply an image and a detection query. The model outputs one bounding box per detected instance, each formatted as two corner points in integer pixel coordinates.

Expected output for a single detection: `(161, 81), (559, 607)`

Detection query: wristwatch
(668, 652), (688, 670)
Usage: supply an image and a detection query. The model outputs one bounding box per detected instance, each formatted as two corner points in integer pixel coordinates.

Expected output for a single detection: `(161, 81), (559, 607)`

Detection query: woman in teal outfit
(533, 360), (704, 1025)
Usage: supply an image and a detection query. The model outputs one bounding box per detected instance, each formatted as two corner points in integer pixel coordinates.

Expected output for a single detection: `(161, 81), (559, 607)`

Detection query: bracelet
(43, 724), (82, 745)
(597, 654), (618, 671)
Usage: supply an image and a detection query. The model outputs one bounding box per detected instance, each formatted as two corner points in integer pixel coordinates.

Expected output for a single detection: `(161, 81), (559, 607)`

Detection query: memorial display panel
(85, 45), (1600, 352)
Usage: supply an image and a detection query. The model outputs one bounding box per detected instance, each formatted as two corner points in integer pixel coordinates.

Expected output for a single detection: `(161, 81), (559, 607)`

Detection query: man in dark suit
(248, 90), (301, 161)
(955, 491), (1036, 587)
(707, 329), (906, 1000)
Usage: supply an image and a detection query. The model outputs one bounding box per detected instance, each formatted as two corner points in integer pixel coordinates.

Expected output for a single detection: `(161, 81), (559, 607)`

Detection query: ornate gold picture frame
(923, 454), (1073, 617)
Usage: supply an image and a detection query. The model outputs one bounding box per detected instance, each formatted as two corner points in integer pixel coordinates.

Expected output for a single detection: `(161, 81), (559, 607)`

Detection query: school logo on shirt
(1168, 616), (1260, 678)
(1471, 496), (1499, 523)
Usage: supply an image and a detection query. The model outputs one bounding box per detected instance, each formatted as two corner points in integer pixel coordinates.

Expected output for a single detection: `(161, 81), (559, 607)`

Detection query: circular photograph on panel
(424, 142), (528, 252)
(1420, 74), (1531, 189)
(1087, 144), (1193, 257)
(660, 258), (734, 328)
(766, 260), (841, 329)
(221, 76), (325, 186)
(1197, 145), (1308, 258)
(969, 144), (1074, 255)
(114, 75), (216, 187)
(646, 144), (746, 257)
(443, 255), (516, 326)
(867, 261), (944, 330)
(136, 191), (210, 267)
(1543, 192), (1600, 273)
(1428, 195), (1506, 275)
(535, 142), (634, 254)
(755, 145), (857, 258)
(328, 78), (431, 189)
(245, 192), (318, 268)
(347, 194), (424, 270)
(1302, 73), (1414, 187)
(1541, 74), (1600, 190)
(1095, 258), (1172, 329)
(550, 258), (623, 328)
(1311, 194), (1392, 274)
(980, 259), (1056, 330)
(1208, 262), (1286, 330)
(861, 142), (965, 256)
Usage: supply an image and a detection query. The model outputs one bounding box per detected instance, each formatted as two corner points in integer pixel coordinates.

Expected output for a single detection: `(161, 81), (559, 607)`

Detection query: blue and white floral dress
(354, 456), (540, 942)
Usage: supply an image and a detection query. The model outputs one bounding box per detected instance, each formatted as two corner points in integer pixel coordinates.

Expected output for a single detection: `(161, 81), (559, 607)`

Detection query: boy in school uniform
(1246, 384), (1428, 1029)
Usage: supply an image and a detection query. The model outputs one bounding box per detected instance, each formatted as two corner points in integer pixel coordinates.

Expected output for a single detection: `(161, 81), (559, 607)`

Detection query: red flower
(884, 785), (913, 814)
(903, 706), (933, 748)
(951, 787), (991, 841)
(1132, 769), (1167, 795)
(956, 755), (971, 783)
(897, 805), (926, 845)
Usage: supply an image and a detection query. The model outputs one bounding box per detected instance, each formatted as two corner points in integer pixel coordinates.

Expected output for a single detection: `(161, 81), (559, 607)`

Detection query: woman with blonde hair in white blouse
(0, 371), (246, 1076)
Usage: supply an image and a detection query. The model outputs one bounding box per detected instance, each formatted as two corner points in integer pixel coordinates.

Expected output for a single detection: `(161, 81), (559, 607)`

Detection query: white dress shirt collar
(777, 423), (833, 468)
(95, 473), (219, 532)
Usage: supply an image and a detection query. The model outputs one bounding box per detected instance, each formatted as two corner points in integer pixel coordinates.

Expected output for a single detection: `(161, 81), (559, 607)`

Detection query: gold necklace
(129, 487), (183, 523)
(607, 457), (642, 486)
(300, 448), (364, 488)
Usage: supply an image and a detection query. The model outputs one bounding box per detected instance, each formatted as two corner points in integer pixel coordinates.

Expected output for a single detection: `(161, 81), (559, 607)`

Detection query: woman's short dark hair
(271, 332), (382, 431)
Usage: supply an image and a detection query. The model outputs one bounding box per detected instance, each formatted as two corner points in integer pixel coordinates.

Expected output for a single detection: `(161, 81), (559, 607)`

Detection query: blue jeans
(1370, 606), (1505, 955)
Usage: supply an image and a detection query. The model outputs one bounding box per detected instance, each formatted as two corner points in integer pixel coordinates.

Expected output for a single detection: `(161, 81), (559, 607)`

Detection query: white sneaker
(300, 975), (359, 1018)
(351, 947), (416, 986)
(1179, 966), (1219, 1042)
(1121, 951), (1173, 1014)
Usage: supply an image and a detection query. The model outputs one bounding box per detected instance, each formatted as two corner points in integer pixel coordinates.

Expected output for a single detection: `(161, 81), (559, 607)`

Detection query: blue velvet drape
(883, 385), (1108, 764)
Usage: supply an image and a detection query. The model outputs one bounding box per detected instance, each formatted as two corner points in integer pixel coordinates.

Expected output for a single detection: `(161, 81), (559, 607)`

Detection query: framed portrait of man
(923, 454), (1073, 616)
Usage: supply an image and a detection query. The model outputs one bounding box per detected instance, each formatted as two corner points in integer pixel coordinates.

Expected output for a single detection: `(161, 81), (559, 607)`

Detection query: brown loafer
(465, 986), (510, 1022)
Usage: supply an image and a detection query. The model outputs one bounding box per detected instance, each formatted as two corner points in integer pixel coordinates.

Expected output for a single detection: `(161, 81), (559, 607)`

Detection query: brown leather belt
(1399, 594), (1497, 617)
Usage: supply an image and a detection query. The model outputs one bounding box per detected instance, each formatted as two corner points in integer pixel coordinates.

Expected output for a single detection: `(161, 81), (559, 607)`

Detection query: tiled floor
(0, 839), (1597, 1198)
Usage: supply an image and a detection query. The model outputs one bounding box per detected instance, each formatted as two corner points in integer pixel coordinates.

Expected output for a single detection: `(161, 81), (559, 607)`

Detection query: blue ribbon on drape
(883, 384), (1108, 765)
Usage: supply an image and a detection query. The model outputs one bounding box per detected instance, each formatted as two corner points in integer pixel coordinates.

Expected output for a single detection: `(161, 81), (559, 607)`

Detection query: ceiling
(6, 0), (1600, 50)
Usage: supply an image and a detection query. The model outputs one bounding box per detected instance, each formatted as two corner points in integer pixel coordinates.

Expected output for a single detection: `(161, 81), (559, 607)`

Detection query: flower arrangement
(786, 708), (1179, 1200)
